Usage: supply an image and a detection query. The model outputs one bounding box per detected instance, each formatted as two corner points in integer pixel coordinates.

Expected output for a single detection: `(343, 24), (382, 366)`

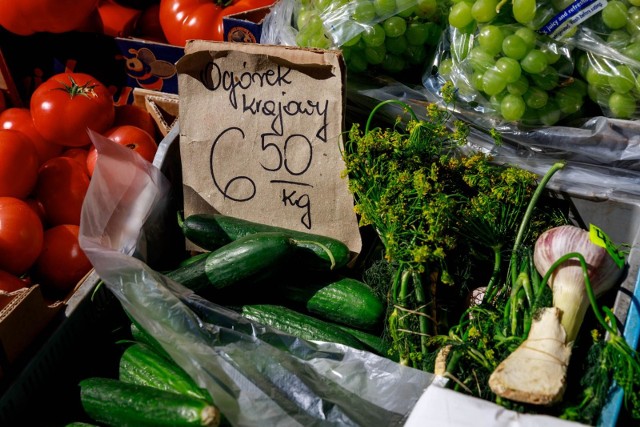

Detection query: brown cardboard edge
(132, 87), (179, 137)
(0, 285), (64, 376)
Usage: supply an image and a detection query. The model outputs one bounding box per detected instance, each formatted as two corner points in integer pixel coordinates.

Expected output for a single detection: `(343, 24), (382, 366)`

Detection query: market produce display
(0, 71), (159, 296)
(1, 1), (640, 426)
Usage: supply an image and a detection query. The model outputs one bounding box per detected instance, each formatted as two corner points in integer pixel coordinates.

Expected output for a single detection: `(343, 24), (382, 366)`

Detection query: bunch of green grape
(575, 0), (640, 119)
(441, 0), (589, 125)
(293, 0), (447, 75)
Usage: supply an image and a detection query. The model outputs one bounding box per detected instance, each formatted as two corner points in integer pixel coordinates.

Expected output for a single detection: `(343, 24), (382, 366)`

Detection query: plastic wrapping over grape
(425, 0), (640, 126)
(262, 0), (447, 77)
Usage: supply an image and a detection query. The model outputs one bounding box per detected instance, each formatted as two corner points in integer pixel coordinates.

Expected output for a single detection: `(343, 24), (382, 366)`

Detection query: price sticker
(589, 224), (625, 269)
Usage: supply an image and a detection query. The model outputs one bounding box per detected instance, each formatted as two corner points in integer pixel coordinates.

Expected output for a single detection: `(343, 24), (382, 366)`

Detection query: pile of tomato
(0, 0), (277, 45)
(0, 72), (159, 298)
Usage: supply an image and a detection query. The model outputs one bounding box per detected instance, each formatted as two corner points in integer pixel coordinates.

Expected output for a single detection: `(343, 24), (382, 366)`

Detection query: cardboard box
(223, 4), (274, 44)
(0, 28), (183, 106)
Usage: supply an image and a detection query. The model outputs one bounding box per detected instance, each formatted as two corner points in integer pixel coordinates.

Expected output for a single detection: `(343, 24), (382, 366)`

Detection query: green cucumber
(166, 231), (296, 292)
(181, 213), (352, 270)
(119, 343), (212, 403)
(79, 377), (220, 427)
(281, 276), (385, 330)
(241, 304), (366, 350)
(336, 325), (396, 360)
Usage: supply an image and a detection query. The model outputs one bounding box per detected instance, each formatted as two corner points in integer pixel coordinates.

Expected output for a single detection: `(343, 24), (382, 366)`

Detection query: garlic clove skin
(533, 225), (623, 343)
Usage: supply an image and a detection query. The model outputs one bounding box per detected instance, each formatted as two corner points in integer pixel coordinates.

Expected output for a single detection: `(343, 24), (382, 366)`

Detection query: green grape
(626, 7), (640, 34)
(405, 44), (427, 64)
(552, 0), (573, 10)
(365, 45), (387, 64)
(477, 25), (504, 56)
(386, 34), (408, 54)
(354, 1), (377, 23)
(540, 43), (561, 65)
(471, 0), (498, 23)
(471, 71), (485, 90)
(468, 47), (496, 72)
(362, 24), (386, 47)
(383, 16), (407, 38)
(555, 88), (583, 114)
(396, 0), (417, 17)
(415, 0), (438, 19)
(523, 86), (549, 109)
(348, 50), (369, 73)
(576, 53), (590, 78)
(449, 2), (474, 29)
(406, 21), (429, 46)
(439, 58), (454, 76)
(520, 107), (541, 126)
(538, 100), (561, 126)
(609, 64), (636, 93)
(588, 84), (612, 105)
(520, 49), (548, 74)
(296, 9), (317, 30)
(310, 34), (332, 49)
(295, 28), (313, 47)
(382, 53), (406, 73)
(501, 94), (526, 121)
(566, 79), (588, 98)
(489, 90), (508, 112)
(374, 0), (398, 17)
(608, 92), (637, 118)
(424, 22), (443, 45)
(622, 42), (640, 61)
(507, 75), (530, 95)
(315, 0), (334, 12)
(602, 1), (628, 30)
(514, 27), (537, 51)
(513, 0), (536, 24)
(630, 0), (640, 7)
(530, 66), (559, 90)
(483, 68), (508, 95)
(495, 57), (522, 83)
(585, 66), (610, 87)
(502, 34), (529, 60)
(343, 33), (362, 47)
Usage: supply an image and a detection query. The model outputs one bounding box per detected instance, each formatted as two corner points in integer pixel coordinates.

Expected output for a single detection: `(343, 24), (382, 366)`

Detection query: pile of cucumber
(71, 213), (390, 426)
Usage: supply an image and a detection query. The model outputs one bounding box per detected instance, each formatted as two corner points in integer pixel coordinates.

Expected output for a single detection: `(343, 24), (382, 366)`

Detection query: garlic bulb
(533, 225), (623, 343)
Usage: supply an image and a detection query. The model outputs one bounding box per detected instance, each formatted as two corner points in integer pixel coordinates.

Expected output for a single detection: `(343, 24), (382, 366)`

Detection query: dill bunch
(341, 97), (559, 369)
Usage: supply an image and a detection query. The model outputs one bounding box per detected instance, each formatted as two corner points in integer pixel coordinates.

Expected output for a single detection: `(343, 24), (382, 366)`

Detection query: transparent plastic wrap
(425, 20), (588, 129)
(260, 0), (446, 77)
(571, 25), (640, 119)
(78, 130), (438, 427)
(347, 74), (640, 196)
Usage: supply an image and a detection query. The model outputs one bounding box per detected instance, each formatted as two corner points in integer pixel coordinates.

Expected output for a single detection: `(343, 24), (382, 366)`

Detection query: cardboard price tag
(176, 41), (361, 256)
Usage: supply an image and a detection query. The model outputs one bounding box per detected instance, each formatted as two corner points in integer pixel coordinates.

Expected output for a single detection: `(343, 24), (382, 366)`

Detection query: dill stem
(364, 100), (418, 135)
(483, 245), (502, 303)
(510, 161), (565, 286)
(412, 271), (429, 370)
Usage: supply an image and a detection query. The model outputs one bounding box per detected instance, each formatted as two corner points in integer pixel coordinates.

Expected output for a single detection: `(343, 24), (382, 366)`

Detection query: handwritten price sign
(177, 41), (362, 255)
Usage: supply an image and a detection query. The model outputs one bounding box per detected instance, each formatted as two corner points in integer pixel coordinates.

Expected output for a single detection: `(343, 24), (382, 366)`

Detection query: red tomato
(30, 72), (115, 147)
(0, 197), (44, 275)
(136, 3), (167, 43)
(159, 0), (276, 46)
(25, 197), (47, 223)
(35, 157), (91, 226)
(0, 0), (99, 35)
(33, 224), (92, 295)
(87, 124), (158, 176)
(61, 147), (91, 176)
(0, 129), (39, 198)
(114, 104), (157, 139)
(0, 270), (28, 293)
(0, 107), (63, 165)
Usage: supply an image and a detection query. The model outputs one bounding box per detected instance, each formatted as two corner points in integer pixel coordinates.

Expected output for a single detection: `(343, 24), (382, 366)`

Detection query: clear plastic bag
(78, 129), (438, 427)
(261, 0), (445, 77)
